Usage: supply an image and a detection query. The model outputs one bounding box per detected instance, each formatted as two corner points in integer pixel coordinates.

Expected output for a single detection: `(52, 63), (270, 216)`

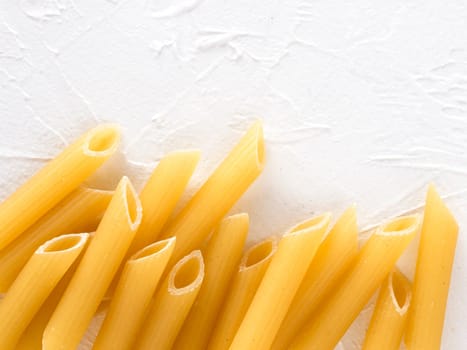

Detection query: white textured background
(0, 0), (466, 349)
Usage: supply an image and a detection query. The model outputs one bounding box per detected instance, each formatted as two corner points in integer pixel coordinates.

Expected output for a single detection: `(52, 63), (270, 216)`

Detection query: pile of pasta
(0, 122), (458, 350)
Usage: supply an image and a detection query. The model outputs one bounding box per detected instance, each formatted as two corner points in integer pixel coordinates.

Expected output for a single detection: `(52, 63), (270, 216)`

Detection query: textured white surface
(0, 0), (466, 349)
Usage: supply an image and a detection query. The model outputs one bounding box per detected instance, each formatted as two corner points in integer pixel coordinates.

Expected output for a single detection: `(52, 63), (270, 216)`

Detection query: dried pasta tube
(43, 176), (142, 350)
(173, 214), (249, 350)
(405, 185), (459, 350)
(94, 237), (176, 350)
(363, 269), (412, 350)
(0, 124), (119, 250)
(208, 236), (278, 349)
(161, 121), (265, 266)
(136, 250), (205, 350)
(273, 205), (358, 349)
(0, 233), (89, 349)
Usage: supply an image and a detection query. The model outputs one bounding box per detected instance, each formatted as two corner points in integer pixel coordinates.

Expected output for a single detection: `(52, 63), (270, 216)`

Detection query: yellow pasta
(94, 237), (176, 350)
(0, 233), (89, 349)
(272, 205), (358, 349)
(0, 187), (112, 292)
(128, 150), (200, 255)
(43, 176), (142, 350)
(136, 250), (205, 350)
(405, 185), (459, 350)
(0, 122), (460, 350)
(363, 269), (412, 350)
(174, 213), (249, 350)
(208, 236), (278, 350)
(290, 215), (421, 350)
(161, 121), (264, 265)
(15, 241), (86, 350)
(230, 213), (331, 350)
(0, 124), (120, 251)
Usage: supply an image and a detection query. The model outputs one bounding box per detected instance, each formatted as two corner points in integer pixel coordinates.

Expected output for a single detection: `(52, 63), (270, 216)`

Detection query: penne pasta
(230, 213), (331, 350)
(0, 124), (120, 250)
(128, 150), (200, 256)
(0, 187), (113, 292)
(161, 121), (264, 266)
(363, 269), (412, 350)
(0, 122), (460, 350)
(405, 185), (459, 350)
(290, 215), (421, 350)
(136, 250), (205, 350)
(94, 237), (176, 350)
(43, 176), (142, 350)
(173, 214), (249, 350)
(272, 205), (358, 349)
(208, 236), (278, 350)
(15, 238), (88, 350)
(0, 233), (89, 349)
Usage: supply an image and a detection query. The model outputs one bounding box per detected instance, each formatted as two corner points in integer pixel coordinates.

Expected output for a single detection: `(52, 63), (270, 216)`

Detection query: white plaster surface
(0, 0), (466, 349)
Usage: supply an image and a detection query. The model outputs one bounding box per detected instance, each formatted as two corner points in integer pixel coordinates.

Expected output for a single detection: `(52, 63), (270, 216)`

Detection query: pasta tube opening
(390, 271), (411, 314)
(285, 213), (331, 237)
(242, 237), (278, 270)
(169, 250), (204, 294)
(121, 176), (142, 231)
(84, 124), (120, 156)
(38, 233), (89, 254)
(130, 237), (176, 262)
(380, 216), (419, 236)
